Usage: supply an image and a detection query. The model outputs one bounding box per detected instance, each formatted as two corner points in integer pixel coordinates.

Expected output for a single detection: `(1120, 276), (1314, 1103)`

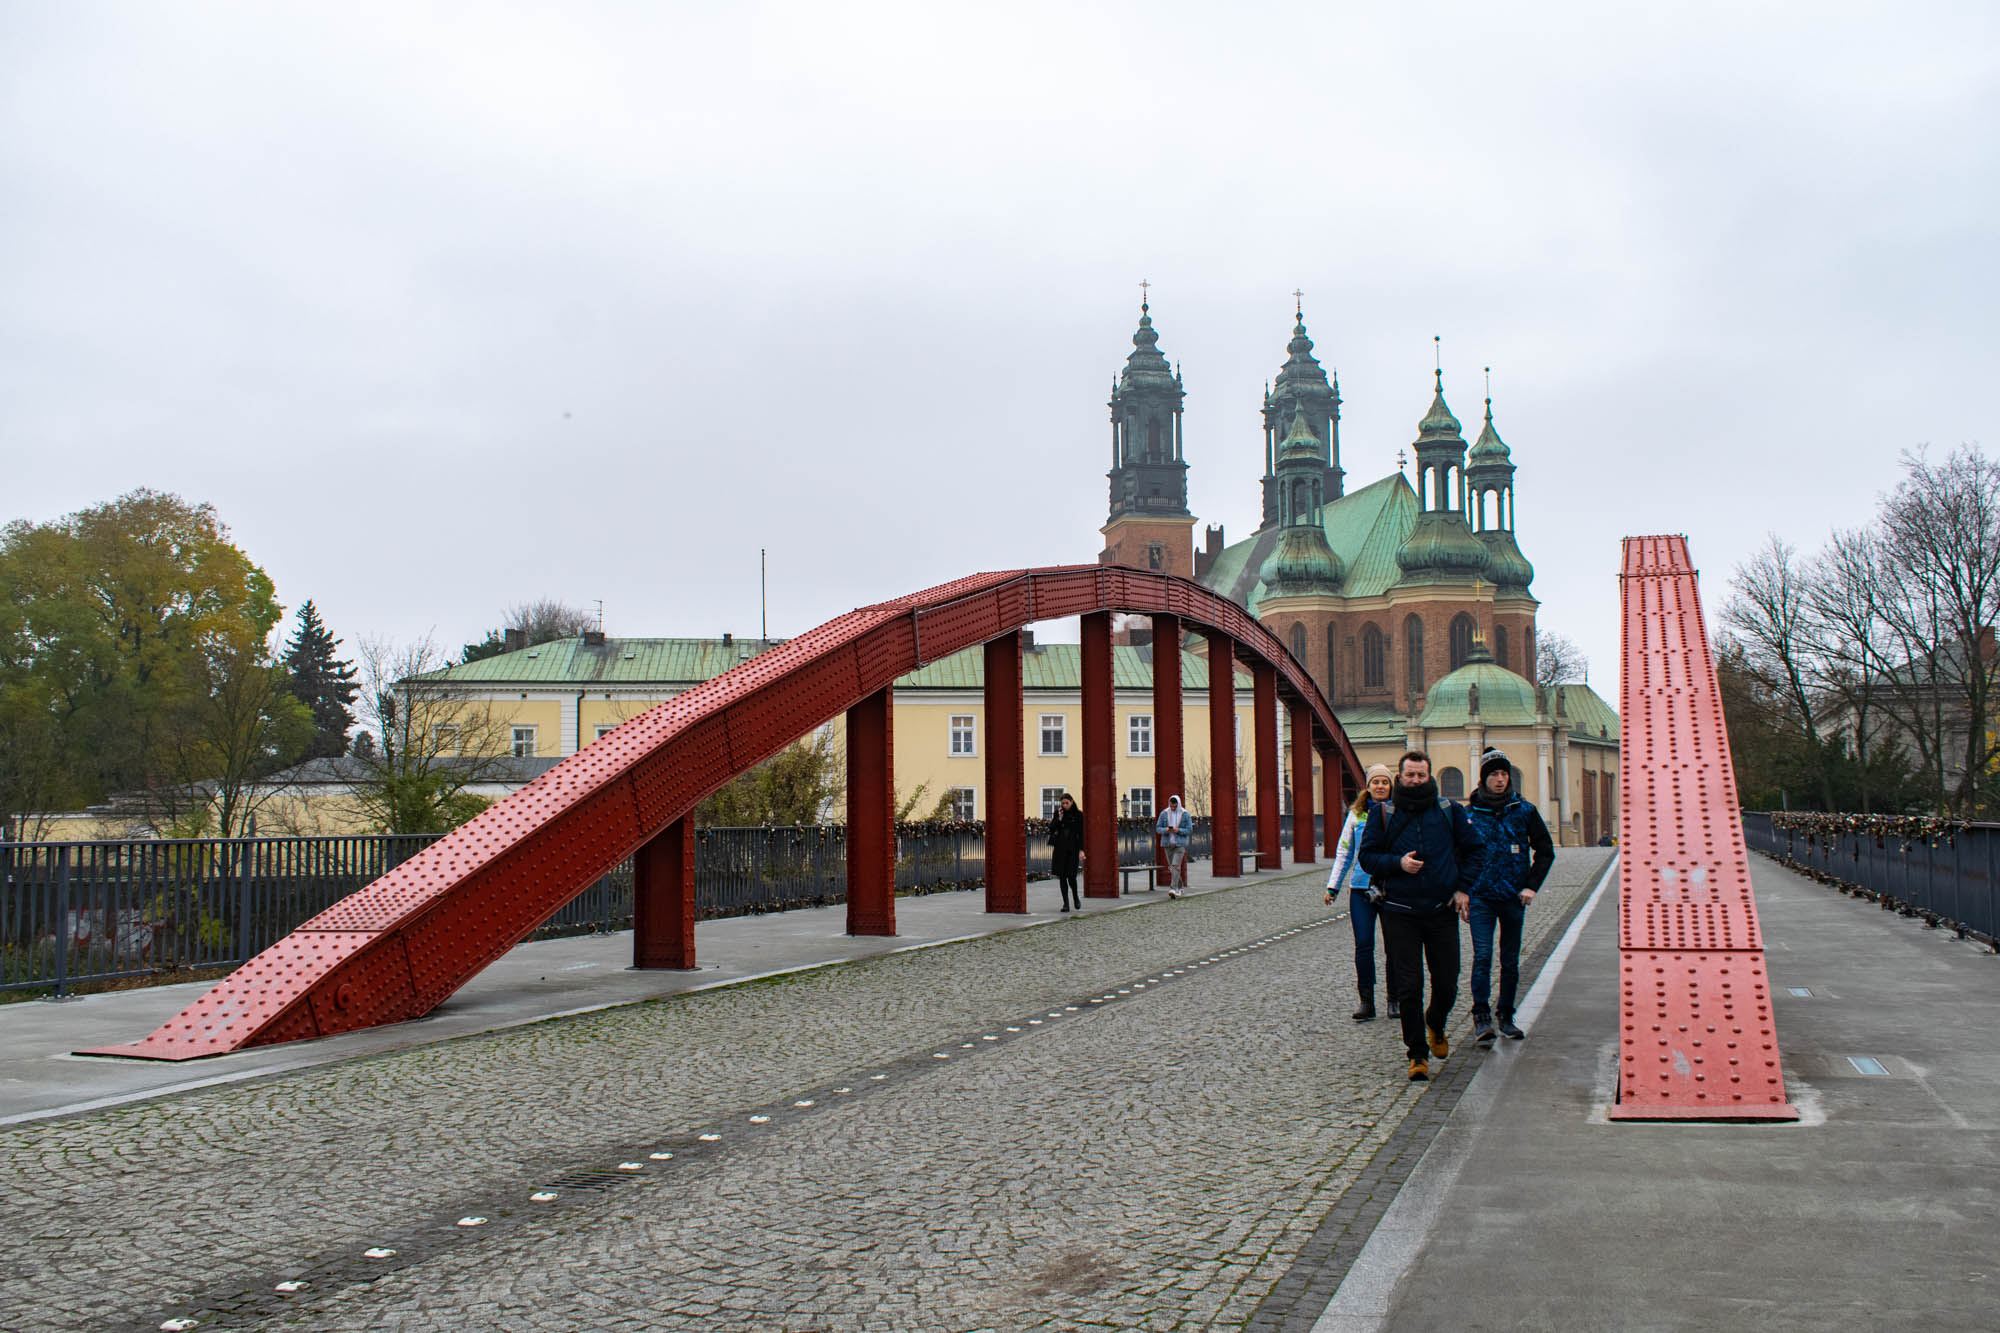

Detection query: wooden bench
(1119, 862), (1161, 894)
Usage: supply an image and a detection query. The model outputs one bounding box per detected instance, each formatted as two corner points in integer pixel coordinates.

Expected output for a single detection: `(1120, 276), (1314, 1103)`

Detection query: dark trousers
(1468, 894), (1526, 1018)
(1054, 853), (1081, 910)
(1381, 908), (1461, 1061)
(1348, 888), (1401, 996)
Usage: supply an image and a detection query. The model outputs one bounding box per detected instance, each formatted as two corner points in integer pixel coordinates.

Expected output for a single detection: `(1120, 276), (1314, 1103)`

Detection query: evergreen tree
(282, 600), (359, 759)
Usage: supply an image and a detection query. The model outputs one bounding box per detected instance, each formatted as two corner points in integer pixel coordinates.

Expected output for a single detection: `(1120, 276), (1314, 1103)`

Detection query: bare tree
(344, 635), (520, 834)
(145, 642), (313, 837)
(1802, 527), (1892, 811)
(1871, 445), (2000, 814)
(1724, 535), (1833, 808)
(1533, 631), (1589, 689)
(506, 599), (597, 642)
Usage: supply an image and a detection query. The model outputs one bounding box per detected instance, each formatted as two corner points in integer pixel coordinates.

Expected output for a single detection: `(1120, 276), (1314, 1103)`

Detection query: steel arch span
(86, 566), (1364, 1060)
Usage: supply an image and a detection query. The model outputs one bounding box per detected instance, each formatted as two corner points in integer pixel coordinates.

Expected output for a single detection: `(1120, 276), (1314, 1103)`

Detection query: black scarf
(1391, 778), (1439, 812)
(1469, 783), (1511, 811)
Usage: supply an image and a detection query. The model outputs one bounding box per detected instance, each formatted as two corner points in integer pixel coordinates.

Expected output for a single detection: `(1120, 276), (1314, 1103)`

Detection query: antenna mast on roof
(593, 599), (603, 633)
(760, 548), (768, 642)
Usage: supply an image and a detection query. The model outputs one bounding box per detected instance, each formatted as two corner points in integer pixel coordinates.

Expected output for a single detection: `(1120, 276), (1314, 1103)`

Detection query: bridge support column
(1254, 662), (1282, 870)
(1152, 613), (1183, 886)
(1082, 611), (1117, 898)
(983, 632), (1026, 913)
(1322, 749), (1345, 858)
(1290, 703), (1315, 865)
(846, 686), (896, 936)
(1206, 629), (1239, 877)
(633, 816), (696, 969)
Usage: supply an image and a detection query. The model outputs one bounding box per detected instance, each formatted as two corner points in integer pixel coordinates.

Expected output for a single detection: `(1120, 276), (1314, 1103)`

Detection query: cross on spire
(1139, 278), (1151, 311)
(1292, 288), (1304, 316)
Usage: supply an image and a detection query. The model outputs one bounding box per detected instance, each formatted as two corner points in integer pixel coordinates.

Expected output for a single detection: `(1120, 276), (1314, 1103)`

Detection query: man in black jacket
(1358, 749), (1484, 1081)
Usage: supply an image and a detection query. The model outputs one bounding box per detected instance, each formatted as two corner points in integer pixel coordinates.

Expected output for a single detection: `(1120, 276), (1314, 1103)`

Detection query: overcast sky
(5, 2), (1995, 700)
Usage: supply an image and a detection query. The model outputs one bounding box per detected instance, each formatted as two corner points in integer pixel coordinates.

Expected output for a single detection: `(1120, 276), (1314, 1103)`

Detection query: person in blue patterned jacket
(1463, 747), (1555, 1045)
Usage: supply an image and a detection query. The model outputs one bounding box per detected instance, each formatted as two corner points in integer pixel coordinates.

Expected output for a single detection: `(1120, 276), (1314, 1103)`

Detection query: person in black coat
(1049, 792), (1086, 912)
(1358, 750), (1484, 1081)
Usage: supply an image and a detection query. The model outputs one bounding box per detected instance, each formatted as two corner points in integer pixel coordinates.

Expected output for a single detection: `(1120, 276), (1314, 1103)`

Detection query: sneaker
(1408, 1058), (1429, 1081)
(1496, 1017), (1525, 1040)
(1167, 890), (1181, 899)
(1426, 1027), (1450, 1059)
(1472, 1014), (1496, 1046)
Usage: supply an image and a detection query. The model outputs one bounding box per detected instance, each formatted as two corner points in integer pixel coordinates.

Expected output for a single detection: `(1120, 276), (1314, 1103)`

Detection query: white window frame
(511, 725), (538, 758)
(593, 724), (618, 742)
(1039, 713), (1067, 757)
(1040, 786), (1067, 819)
(949, 714), (977, 756)
(948, 786), (976, 821)
(1234, 713), (1242, 756)
(1127, 786), (1154, 819)
(1128, 713), (1153, 756)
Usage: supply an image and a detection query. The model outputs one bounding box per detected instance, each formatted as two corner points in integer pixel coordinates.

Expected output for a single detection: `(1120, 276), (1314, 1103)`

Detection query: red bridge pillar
(1152, 613), (1183, 886)
(1290, 703), (1315, 865)
(1207, 629), (1239, 877)
(1322, 748), (1345, 858)
(1081, 611), (1118, 898)
(1253, 661), (1282, 870)
(633, 816), (696, 969)
(983, 632), (1026, 913)
(846, 686), (896, 936)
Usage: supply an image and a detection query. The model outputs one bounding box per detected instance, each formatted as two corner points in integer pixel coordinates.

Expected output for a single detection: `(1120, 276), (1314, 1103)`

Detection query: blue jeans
(1349, 887), (1400, 995)
(1468, 894), (1526, 1017)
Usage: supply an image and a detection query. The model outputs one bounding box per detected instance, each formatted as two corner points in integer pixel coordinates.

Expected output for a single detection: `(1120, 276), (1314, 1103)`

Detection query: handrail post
(53, 844), (71, 998)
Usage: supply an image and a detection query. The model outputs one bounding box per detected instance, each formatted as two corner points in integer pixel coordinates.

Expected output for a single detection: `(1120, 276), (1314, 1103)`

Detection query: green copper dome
(1479, 528), (1535, 587)
(1416, 651), (1541, 728)
(1276, 401), (1321, 464)
(1260, 523), (1345, 596)
(1417, 370), (1462, 440)
(1396, 510), (1491, 579)
(1467, 399), (1511, 467)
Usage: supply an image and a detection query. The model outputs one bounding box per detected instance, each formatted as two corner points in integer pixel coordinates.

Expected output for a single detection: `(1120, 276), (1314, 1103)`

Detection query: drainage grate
(544, 1168), (633, 1192)
(1846, 1056), (1888, 1076)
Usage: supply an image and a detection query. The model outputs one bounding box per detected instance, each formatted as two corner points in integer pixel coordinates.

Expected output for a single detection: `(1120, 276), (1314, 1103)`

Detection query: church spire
(1259, 300), (1342, 531)
(1101, 292), (1195, 576)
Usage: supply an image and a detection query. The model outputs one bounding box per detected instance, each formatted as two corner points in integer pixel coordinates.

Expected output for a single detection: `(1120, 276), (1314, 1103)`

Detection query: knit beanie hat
(1365, 763), (1394, 783)
(1479, 747), (1512, 782)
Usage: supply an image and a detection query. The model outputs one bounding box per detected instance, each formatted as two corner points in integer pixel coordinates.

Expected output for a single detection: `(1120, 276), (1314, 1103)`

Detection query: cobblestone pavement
(2, 849), (1612, 1333)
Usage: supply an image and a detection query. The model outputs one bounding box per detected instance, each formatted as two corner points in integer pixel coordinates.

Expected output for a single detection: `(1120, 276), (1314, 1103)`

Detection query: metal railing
(6, 815), (1320, 994)
(1741, 812), (2000, 943)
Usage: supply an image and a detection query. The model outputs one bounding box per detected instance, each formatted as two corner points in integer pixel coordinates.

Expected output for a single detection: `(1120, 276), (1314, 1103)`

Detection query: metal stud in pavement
(364, 1248), (396, 1259)
(161, 1319), (199, 1330)
(650, 1152), (674, 1160)
(457, 1216), (488, 1227)
(531, 1192), (558, 1201)
(275, 1281), (308, 1293)
(699, 1133), (722, 1140)
(618, 1162), (644, 1170)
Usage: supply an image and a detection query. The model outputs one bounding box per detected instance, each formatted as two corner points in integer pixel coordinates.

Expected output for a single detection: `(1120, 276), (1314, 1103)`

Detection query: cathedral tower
(1100, 299), (1196, 576)
(1394, 369), (1491, 585)
(1258, 306), (1341, 531)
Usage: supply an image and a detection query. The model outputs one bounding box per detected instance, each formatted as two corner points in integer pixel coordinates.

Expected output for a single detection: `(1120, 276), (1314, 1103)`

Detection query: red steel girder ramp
(1611, 535), (1797, 1120)
(83, 566), (1363, 1061)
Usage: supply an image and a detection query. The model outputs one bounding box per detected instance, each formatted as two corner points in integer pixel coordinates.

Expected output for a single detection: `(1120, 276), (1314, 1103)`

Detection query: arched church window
(1147, 419), (1161, 462)
(1405, 615), (1426, 697)
(1362, 624), (1385, 689)
(1326, 624), (1339, 700)
(1440, 767), (1465, 800)
(1291, 622), (1308, 664)
(1450, 613), (1476, 670)
(1495, 625), (1509, 669)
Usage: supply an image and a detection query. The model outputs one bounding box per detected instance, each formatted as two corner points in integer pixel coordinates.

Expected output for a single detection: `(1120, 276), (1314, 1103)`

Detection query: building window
(511, 725), (538, 758)
(1127, 787), (1154, 819)
(949, 787), (976, 821)
(1040, 786), (1067, 819)
(594, 724), (617, 742)
(949, 714), (976, 756)
(1440, 766), (1465, 800)
(1147, 419), (1161, 461)
(1290, 622), (1308, 664)
(1128, 714), (1152, 756)
(1148, 542), (1163, 570)
(1405, 614), (1426, 697)
(1451, 613), (1476, 670)
(1495, 625), (1510, 669)
(1234, 712), (1241, 756)
(1039, 714), (1066, 756)
(433, 724), (460, 756)
(1362, 624), (1385, 688)
(1326, 623), (1339, 700)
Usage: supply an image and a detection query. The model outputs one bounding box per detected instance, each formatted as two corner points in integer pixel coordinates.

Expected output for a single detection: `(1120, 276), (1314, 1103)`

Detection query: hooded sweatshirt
(1155, 798), (1192, 847)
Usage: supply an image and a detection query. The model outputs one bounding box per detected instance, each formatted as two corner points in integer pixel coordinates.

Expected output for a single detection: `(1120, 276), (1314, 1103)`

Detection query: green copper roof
(1417, 370), (1463, 440)
(1260, 522), (1345, 596)
(1395, 509), (1491, 581)
(895, 643), (1245, 691)
(1333, 705), (1409, 745)
(1467, 399), (1511, 467)
(1479, 527), (1535, 587)
(1554, 680), (1620, 745)
(1276, 400), (1321, 464)
(423, 637), (1250, 693)
(1204, 472), (1417, 612)
(424, 637), (786, 685)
